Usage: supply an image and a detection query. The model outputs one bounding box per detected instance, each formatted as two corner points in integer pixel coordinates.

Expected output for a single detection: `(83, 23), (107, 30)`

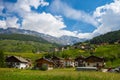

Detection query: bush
(40, 64), (48, 71)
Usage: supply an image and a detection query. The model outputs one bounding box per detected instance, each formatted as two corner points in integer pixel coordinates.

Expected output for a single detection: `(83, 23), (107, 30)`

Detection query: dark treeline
(90, 30), (120, 44)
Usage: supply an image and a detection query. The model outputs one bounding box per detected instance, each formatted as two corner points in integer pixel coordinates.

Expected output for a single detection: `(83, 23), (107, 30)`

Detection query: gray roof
(12, 56), (28, 63)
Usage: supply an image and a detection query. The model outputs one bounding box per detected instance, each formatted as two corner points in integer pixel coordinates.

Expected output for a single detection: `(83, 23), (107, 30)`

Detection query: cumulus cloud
(50, 0), (98, 27)
(0, 20), (6, 28)
(6, 17), (20, 28)
(3, 0), (49, 17)
(0, 0), (120, 39)
(0, 0), (77, 37)
(0, 16), (20, 29)
(92, 0), (120, 36)
(22, 12), (76, 37)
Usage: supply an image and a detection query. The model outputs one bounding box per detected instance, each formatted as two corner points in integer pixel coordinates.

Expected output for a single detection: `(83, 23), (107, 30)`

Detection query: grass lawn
(0, 68), (120, 80)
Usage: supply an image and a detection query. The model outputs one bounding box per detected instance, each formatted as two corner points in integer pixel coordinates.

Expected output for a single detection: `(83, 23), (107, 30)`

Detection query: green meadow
(0, 68), (120, 80)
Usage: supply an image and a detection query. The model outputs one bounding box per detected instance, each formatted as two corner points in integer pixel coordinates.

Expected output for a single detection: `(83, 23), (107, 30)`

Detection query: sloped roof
(85, 55), (104, 62)
(51, 56), (62, 60)
(36, 57), (54, 64)
(64, 58), (74, 61)
(75, 55), (85, 61)
(6, 56), (28, 63)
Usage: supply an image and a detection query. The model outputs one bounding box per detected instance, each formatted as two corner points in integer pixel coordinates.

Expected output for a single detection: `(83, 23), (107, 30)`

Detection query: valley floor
(0, 68), (120, 80)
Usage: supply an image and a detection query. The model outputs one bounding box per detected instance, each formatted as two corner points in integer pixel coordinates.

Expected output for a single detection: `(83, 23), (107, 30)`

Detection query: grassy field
(0, 68), (120, 80)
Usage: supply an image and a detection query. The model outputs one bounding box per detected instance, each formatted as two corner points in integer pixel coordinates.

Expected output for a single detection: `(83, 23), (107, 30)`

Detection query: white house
(6, 56), (30, 69)
(63, 58), (75, 67)
(84, 55), (105, 68)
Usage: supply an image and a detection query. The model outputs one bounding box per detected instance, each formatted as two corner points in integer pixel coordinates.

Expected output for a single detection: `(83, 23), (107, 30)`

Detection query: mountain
(59, 35), (86, 45)
(0, 28), (85, 45)
(89, 30), (120, 44)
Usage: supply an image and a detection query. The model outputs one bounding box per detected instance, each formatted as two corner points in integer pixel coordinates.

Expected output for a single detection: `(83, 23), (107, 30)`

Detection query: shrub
(40, 64), (48, 71)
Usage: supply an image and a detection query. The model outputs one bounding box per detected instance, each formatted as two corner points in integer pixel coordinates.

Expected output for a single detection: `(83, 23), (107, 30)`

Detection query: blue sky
(0, 0), (120, 39)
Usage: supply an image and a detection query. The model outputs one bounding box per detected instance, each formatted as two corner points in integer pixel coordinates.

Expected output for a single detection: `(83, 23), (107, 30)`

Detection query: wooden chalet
(51, 56), (64, 68)
(74, 55), (85, 67)
(35, 57), (54, 70)
(84, 55), (105, 68)
(5, 56), (30, 69)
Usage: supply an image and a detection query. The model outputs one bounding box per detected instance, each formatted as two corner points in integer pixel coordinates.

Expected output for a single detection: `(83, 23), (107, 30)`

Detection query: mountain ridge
(0, 28), (86, 45)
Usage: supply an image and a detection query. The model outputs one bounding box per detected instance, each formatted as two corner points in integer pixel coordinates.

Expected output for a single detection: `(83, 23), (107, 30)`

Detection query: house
(51, 56), (64, 68)
(35, 57), (54, 70)
(74, 55), (85, 67)
(51, 46), (70, 52)
(63, 58), (75, 67)
(84, 55), (105, 68)
(5, 56), (30, 69)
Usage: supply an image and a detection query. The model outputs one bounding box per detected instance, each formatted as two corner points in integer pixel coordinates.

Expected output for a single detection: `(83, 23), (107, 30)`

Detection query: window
(87, 63), (90, 66)
(16, 62), (20, 65)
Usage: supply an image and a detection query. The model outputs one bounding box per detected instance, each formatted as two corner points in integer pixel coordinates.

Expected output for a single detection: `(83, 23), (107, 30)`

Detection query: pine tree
(0, 50), (5, 67)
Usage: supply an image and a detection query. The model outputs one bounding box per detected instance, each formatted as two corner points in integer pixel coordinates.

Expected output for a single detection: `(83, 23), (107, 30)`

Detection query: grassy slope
(0, 68), (120, 80)
(0, 34), (59, 53)
(95, 44), (120, 67)
(0, 40), (54, 52)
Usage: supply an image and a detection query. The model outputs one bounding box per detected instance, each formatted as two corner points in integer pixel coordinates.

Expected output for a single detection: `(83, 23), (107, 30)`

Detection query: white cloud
(6, 17), (20, 28)
(50, 0), (98, 27)
(0, 0), (77, 37)
(1, 0), (120, 39)
(4, 0), (49, 17)
(93, 0), (120, 35)
(22, 12), (76, 37)
(0, 17), (20, 29)
(0, 20), (6, 28)
(75, 0), (120, 39)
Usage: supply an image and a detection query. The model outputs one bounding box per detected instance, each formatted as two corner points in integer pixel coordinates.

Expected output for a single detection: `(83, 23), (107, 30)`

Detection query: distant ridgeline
(90, 30), (120, 44)
(0, 33), (58, 53)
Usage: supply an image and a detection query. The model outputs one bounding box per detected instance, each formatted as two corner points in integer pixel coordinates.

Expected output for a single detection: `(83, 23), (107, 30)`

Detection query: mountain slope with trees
(0, 34), (58, 53)
(90, 30), (120, 44)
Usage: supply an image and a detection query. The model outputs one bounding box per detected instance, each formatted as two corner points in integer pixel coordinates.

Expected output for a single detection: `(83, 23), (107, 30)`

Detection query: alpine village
(0, 0), (120, 80)
(0, 28), (120, 80)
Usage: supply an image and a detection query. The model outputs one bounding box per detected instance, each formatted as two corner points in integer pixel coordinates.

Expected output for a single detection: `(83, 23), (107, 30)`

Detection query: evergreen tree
(0, 50), (5, 67)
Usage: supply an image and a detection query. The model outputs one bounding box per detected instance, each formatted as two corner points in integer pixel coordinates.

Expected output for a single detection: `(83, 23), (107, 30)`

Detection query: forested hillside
(0, 34), (50, 43)
(0, 34), (58, 53)
(90, 30), (120, 44)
